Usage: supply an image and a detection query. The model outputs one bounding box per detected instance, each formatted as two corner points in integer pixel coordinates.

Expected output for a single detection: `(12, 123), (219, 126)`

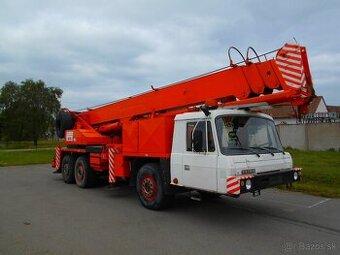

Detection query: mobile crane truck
(52, 43), (313, 210)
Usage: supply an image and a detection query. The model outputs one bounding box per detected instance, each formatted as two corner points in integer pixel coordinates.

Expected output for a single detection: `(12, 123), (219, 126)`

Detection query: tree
(0, 81), (23, 143)
(0, 79), (63, 146)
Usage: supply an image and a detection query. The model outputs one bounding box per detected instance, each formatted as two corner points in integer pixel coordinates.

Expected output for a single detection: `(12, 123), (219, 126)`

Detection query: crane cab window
(186, 121), (215, 152)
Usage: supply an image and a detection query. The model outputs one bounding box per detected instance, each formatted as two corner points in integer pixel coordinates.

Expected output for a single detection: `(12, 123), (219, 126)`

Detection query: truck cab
(170, 108), (299, 196)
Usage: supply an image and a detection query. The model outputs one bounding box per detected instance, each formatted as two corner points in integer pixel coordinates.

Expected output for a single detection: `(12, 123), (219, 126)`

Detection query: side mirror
(193, 129), (203, 152)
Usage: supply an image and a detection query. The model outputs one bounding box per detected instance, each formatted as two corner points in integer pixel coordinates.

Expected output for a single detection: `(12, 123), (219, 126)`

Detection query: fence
(301, 112), (339, 124)
(276, 123), (340, 151)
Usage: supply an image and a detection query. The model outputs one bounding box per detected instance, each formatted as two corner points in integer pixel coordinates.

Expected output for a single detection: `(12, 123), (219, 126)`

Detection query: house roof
(327, 105), (340, 113)
(261, 105), (297, 118)
(308, 96), (323, 113)
(261, 96), (325, 119)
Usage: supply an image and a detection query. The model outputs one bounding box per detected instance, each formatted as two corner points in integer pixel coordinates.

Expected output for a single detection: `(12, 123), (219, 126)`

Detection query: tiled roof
(327, 105), (340, 113)
(261, 96), (325, 118)
(261, 104), (298, 118)
(308, 96), (323, 113)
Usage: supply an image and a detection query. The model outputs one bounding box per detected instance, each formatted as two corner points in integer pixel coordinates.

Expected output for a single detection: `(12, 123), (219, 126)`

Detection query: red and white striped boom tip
(275, 43), (312, 98)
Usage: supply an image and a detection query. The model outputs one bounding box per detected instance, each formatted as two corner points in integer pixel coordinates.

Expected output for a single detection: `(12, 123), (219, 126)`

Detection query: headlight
(293, 172), (299, 181)
(245, 179), (252, 190)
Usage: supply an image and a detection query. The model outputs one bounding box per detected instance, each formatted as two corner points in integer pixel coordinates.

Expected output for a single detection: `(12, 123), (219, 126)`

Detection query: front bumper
(239, 168), (301, 194)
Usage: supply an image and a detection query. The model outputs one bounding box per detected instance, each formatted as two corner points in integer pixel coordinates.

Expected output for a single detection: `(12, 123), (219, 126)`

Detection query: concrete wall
(276, 123), (340, 151)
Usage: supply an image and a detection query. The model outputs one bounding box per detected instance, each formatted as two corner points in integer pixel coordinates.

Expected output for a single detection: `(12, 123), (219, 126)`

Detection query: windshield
(216, 115), (283, 156)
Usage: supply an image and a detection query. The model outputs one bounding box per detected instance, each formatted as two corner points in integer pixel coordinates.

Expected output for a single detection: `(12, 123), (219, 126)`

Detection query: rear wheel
(74, 156), (96, 188)
(136, 163), (173, 210)
(61, 154), (76, 184)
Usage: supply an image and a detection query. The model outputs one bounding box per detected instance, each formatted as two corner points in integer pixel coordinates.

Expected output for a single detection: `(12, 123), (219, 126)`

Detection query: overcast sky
(0, 0), (339, 110)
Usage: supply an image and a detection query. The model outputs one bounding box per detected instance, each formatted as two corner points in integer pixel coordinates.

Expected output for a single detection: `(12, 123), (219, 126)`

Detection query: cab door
(181, 120), (218, 191)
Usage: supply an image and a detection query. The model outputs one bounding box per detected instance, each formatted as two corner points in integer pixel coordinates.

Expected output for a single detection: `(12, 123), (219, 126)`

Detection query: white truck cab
(170, 108), (300, 196)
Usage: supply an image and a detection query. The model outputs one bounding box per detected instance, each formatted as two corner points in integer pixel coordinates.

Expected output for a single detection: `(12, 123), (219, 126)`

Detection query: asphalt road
(0, 164), (339, 255)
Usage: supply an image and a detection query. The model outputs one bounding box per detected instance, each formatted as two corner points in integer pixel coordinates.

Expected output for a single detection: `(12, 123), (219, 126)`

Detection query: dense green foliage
(0, 79), (63, 146)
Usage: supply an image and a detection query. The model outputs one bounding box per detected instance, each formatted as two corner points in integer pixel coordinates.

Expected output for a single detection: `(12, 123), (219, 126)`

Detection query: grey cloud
(0, 0), (339, 109)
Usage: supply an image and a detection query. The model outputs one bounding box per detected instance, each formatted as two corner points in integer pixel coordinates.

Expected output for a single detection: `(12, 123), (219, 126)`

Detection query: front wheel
(136, 163), (173, 210)
(74, 156), (96, 188)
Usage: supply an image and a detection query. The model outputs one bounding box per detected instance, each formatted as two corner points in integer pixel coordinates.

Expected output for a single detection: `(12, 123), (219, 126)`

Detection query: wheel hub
(141, 175), (157, 201)
(76, 165), (85, 181)
(63, 164), (69, 176)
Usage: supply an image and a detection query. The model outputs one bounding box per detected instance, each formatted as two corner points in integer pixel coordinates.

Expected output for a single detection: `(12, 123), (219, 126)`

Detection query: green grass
(0, 139), (63, 150)
(280, 148), (340, 198)
(0, 149), (55, 166)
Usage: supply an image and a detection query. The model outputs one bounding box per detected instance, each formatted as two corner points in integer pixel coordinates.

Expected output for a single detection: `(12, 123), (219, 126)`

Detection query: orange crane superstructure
(53, 43), (313, 209)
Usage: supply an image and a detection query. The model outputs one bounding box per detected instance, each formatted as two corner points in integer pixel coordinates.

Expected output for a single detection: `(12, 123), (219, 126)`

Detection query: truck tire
(56, 110), (74, 138)
(61, 154), (76, 184)
(136, 163), (173, 210)
(74, 156), (96, 188)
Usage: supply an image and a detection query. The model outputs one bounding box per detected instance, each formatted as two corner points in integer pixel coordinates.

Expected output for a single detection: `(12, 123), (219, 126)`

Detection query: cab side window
(186, 121), (215, 152)
(207, 121), (215, 152)
(186, 122), (197, 151)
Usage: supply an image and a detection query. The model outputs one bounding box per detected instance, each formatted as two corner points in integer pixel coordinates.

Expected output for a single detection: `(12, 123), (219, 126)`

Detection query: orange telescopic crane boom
(56, 43), (313, 146)
(72, 43), (313, 132)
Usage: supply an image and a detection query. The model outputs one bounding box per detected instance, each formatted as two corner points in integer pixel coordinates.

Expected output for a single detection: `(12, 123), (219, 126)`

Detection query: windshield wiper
(249, 146), (274, 156)
(235, 147), (260, 157)
(263, 146), (286, 155)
